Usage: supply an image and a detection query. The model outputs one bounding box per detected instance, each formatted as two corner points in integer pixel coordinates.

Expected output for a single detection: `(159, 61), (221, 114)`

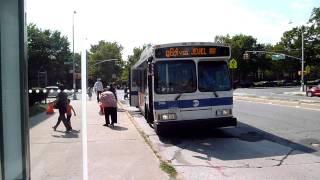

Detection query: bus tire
(154, 123), (162, 136)
(145, 105), (154, 124)
(144, 104), (148, 119)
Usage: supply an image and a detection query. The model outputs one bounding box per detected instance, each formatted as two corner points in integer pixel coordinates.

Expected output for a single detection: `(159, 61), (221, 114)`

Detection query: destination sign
(155, 46), (230, 58)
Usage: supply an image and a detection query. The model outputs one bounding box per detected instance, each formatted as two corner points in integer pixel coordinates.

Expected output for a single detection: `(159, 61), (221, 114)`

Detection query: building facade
(0, 0), (30, 179)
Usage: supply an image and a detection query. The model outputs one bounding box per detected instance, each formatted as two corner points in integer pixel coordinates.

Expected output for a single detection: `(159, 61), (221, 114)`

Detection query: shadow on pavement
(109, 125), (128, 131)
(29, 112), (55, 129)
(51, 130), (80, 138)
(158, 122), (317, 161)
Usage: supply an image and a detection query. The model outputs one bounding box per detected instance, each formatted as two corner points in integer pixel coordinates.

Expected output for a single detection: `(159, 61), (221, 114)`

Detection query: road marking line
(235, 99), (320, 112)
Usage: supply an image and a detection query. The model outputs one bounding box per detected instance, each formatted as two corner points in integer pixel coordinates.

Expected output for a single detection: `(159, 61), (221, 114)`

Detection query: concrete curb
(117, 102), (177, 180)
(234, 94), (320, 105)
(234, 96), (320, 111)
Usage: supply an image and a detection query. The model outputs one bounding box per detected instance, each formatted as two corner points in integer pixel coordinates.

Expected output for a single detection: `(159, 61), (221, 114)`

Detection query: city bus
(130, 42), (236, 135)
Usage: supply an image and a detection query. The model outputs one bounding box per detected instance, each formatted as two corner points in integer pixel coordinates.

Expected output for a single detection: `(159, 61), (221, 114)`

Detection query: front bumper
(155, 117), (237, 128)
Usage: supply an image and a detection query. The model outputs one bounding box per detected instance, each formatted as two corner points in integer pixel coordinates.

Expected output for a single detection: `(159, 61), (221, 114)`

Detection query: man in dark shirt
(53, 84), (71, 132)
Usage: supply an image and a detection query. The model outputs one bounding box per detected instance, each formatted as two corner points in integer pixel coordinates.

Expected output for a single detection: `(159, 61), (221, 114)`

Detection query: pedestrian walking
(94, 78), (104, 102)
(87, 87), (93, 100)
(100, 89), (117, 127)
(124, 86), (129, 100)
(66, 99), (76, 130)
(53, 84), (71, 132)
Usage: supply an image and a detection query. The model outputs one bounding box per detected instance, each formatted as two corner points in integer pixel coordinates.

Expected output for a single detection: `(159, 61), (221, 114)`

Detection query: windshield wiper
(175, 93), (183, 101)
(213, 90), (219, 98)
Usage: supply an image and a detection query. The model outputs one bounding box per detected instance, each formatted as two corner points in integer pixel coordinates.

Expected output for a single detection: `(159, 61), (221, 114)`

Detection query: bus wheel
(154, 123), (161, 136)
(145, 105), (154, 124)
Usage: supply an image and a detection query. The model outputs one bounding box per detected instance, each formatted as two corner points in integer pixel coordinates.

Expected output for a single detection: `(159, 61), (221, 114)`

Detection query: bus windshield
(155, 60), (196, 94)
(198, 61), (231, 92)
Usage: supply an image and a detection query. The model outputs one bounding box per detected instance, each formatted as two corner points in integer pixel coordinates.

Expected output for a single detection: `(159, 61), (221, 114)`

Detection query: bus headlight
(159, 113), (177, 120)
(216, 109), (232, 116)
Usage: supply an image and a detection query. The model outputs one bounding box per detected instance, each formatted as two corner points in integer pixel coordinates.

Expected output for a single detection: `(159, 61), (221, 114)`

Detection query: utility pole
(301, 27), (305, 92)
(72, 11), (77, 100)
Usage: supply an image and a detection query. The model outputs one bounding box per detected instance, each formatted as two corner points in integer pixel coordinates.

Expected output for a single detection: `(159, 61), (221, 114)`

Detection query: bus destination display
(155, 46), (230, 58)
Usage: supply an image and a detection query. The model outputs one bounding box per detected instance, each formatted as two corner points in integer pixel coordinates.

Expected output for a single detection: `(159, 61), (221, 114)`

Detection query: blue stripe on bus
(130, 91), (138, 95)
(154, 97), (233, 110)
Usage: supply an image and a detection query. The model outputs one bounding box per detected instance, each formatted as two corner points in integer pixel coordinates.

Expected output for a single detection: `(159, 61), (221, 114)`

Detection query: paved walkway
(30, 95), (168, 180)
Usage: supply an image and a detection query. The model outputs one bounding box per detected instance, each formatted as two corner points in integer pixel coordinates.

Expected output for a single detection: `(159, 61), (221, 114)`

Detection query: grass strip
(118, 102), (178, 179)
(160, 161), (177, 178)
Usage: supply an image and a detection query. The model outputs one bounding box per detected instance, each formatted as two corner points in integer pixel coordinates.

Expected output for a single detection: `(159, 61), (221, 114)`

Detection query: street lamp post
(289, 21), (305, 92)
(89, 59), (118, 83)
(301, 27), (305, 92)
(72, 11), (77, 100)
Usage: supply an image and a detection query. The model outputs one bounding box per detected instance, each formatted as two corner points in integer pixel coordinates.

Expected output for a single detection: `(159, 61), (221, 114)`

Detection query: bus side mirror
(232, 81), (238, 90)
(233, 84), (237, 90)
(147, 56), (153, 62)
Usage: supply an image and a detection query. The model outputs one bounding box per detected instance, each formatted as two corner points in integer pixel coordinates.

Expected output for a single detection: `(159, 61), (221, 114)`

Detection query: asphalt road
(234, 87), (320, 102)
(233, 100), (320, 154)
(118, 89), (320, 179)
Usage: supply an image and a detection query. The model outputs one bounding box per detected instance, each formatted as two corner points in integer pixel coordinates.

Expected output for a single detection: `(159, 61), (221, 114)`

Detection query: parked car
(307, 79), (320, 86)
(233, 80), (254, 88)
(306, 85), (320, 97)
(46, 86), (73, 98)
(46, 86), (59, 98)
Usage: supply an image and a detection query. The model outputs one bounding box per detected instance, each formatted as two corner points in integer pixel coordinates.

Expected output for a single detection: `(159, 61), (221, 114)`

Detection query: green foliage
(160, 161), (177, 178)
(213, 6), (320, 81)
(214, 34), (266, 80)
(28, 24), (72, 88)
(121, 45), (147, 82)
(88, 41), (124, 84)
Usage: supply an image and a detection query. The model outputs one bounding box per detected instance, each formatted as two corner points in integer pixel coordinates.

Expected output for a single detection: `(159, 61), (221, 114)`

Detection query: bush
(29, 88), (48, 106)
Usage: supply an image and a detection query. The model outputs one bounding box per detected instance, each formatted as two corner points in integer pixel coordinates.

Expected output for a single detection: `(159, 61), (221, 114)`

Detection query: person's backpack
(100, 91), (117, 108)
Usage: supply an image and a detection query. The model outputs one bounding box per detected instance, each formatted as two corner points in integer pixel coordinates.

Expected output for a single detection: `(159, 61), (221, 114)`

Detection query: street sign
(305, 65), (311, 74)
(229, 59), (237, 69)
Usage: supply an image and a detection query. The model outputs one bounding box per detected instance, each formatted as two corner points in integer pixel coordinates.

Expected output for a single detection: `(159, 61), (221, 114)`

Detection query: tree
(120, 45), (149, 82)
(28, 24), (72, 88)
(88, 41), (124, 84)
(215, 34), (258, 80)
(278, 6), (320, 79)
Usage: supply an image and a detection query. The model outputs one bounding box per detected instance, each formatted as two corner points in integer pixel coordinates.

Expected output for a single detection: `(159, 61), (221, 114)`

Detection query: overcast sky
(27, 0), (319, 60)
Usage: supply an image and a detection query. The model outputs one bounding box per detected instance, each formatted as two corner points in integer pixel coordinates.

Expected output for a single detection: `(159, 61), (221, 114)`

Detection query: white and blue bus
(130, 42), (236, 135)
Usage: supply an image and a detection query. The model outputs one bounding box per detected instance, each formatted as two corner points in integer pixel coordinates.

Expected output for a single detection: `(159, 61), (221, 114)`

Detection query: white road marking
(235, 99), (320, 112)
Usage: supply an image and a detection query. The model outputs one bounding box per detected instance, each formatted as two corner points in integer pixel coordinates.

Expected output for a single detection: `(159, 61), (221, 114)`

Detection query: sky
(27, 0), (320, 60)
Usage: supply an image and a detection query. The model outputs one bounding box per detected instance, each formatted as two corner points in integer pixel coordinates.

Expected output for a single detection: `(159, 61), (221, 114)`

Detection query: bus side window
(132, 70), (140, 88)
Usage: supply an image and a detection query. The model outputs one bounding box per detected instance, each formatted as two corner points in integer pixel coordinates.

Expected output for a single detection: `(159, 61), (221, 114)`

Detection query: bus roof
(153, 42), (229, 49)
(132, 42), (230, 69)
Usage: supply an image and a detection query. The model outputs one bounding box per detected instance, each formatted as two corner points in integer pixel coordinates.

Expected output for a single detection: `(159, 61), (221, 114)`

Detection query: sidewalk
(30, 95), (168, 180)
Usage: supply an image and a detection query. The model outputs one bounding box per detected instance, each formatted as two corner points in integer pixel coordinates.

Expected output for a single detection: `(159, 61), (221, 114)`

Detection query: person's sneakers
(110, 124), (114, 127)
(103, 124), (109, 127)
(52, 126), (56, 131)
